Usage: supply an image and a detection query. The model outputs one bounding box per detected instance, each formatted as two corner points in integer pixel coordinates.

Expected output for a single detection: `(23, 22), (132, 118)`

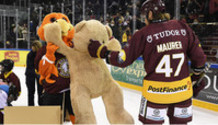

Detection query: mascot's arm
(88, 32), (145, 67)
(88, 39), (126, 64)
(44, 23), (72, 55)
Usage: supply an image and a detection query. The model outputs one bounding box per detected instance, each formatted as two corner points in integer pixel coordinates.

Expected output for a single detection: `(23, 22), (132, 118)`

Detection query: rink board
(0, 49), (29, 67)
(4, 106), (62, 124)
(111, 57), (218, 112)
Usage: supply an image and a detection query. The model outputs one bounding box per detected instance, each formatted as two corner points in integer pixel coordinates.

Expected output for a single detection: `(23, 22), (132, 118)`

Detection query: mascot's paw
(38, 53), (59, 84)
(106, 37), (121, 51)
(44, 23), (62, 43)
(39, 69), (58, 84)
(45, 42), (59, 61)
(39, 73), (58, 84)
(39, 75), (45, 84)
(45, 74), (56, 84)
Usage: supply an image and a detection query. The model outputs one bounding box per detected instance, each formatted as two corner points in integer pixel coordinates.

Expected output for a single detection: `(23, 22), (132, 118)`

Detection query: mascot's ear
(105, 25), (113, 38)
(75, 20), (86, 33)
(105, 25), (121, 51)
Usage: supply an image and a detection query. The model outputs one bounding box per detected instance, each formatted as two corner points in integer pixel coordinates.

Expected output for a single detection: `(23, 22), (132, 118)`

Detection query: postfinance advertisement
(0, 49), (30, 67)
(111, 58), (218, 112)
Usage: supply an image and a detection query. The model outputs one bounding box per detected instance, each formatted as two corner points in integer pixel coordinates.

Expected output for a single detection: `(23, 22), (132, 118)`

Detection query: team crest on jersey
(182, 108), (188, 114)
(147, 35), (153, 43)
(153, 109), (160, 116)
(56, 58), (70, 78)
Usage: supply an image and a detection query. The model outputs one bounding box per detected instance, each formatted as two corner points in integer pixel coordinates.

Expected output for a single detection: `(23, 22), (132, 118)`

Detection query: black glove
(88, 39), (109, 58)
(7, 94), (16, 104)
(191, 74), (206, 97)
(7, 85), (19, 103)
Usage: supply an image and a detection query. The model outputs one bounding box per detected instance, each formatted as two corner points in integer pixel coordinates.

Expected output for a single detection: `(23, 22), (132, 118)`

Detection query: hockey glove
(191, 74), (206, 97)
(7, 85), (19, 103)
(38, 42), (59, 84)
(88, 39), (109, 58)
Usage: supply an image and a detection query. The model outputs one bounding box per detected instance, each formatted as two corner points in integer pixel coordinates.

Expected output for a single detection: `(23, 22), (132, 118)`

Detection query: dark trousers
(41, 90), (74, 118)
(0, 111), (3, 124)
(25, 75), (43, 106)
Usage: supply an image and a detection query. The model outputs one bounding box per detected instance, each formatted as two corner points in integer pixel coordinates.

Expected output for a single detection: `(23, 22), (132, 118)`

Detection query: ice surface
(10, 67), (218, 125)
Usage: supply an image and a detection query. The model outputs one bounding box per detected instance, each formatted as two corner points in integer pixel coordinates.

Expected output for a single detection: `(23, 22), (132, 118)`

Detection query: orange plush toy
(37, 13), (74, 84)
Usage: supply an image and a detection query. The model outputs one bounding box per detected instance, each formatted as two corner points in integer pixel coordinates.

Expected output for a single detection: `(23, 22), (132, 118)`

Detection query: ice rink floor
(11, 67), (218, 125)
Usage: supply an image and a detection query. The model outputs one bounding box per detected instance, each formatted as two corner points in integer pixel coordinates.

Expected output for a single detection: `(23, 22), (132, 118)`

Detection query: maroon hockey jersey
(0, 71), (21, 94)
(108, 20), (206, 103)
(35, 46), (70, 94)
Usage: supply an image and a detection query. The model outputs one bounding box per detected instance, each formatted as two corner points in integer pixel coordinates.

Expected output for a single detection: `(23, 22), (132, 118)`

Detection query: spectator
(209, 0), (218, 21)
(109, 20), (119, 40)
(25, 40), (43, 106)
(94, 0), (102, 19)
(121, 26), (131, 48)
(6, 41), (14, 48)
(22, 24), (28, 41)
(109, 1), (119, 15)
(124, 11), (132, 22)
(185, 0), (206, 23)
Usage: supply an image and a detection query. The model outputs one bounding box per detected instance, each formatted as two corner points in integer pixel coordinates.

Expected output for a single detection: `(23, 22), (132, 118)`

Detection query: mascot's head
(37, 13), (74, 46)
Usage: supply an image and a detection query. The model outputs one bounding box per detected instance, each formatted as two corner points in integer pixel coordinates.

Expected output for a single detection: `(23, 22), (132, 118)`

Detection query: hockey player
(88, 0), (207, 124)
(0, 59), (21, 105)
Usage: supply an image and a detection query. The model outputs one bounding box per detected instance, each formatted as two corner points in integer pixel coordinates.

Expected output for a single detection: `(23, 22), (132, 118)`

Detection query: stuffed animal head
(73, 20), (121, 53)
(37, 13), (74, 47)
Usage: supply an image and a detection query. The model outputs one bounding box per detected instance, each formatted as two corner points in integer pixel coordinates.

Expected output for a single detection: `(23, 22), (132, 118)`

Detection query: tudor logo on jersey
(146, 29), (187, 43)
(56, 58), (70, 78)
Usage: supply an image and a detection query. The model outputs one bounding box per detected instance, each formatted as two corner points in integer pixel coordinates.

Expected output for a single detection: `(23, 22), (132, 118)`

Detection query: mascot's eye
(50, 18), (57, 22)
(62, 17), (67, 21)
